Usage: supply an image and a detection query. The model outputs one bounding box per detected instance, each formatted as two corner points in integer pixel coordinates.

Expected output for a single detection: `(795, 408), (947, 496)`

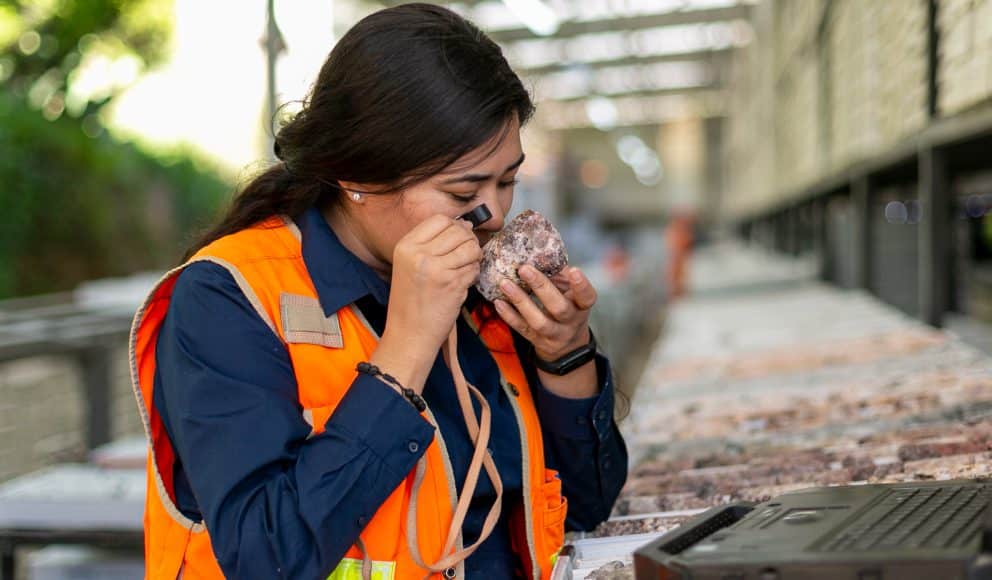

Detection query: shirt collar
(296, 205), (390, 317)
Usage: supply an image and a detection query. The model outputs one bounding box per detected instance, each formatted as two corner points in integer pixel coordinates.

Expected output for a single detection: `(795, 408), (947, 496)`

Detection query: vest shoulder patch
(279, 293), (344, 348)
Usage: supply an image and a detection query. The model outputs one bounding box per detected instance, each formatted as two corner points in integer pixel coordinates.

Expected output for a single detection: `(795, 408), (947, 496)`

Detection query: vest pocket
(540, 468), (568, 551)
(541, 469), (568, 529)
(541, 469), (565, 511)
(280, 293), (344, 347)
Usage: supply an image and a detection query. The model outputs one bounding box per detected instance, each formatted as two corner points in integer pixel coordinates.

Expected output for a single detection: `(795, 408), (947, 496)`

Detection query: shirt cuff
(534, 354), (615, 441)
(325, 374), (436, 477)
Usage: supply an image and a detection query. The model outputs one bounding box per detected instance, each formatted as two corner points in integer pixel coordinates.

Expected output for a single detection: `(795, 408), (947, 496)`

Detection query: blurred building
(725, 0), (992, 218)
(723, 0), (992, 333)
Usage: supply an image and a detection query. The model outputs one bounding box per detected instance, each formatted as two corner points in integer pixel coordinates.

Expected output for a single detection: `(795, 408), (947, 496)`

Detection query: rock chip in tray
(586, 561), (634, 580)
(591, 515), (691, 538)
(476, 210), (568, 302)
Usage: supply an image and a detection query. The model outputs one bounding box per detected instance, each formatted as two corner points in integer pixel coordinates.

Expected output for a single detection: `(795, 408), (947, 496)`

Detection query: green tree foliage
(0, 92), (229, 298)
(0, 0), (230, 299)
(1, 0), (171, 117)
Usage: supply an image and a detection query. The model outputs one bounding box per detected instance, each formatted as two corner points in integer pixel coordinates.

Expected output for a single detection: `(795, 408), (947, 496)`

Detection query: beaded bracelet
(356, 361), (427, 412)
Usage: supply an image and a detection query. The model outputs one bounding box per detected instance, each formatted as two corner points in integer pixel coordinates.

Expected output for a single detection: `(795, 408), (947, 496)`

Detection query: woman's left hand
(493, 264), (597, 361)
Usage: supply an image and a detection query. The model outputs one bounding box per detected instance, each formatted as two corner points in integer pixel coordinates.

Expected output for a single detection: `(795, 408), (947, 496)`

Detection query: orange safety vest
(129, 215), (567, 579)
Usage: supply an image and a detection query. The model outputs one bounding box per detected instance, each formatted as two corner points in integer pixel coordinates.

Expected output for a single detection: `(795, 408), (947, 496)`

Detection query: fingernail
(500, 280), (515, 294)
(519, 266), (535, 281)
(569, 268), (582, 283)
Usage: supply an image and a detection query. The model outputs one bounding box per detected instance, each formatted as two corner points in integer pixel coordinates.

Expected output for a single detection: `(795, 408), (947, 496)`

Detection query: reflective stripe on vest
(327, 558), (396, 580)
(130, 215), (565, 579)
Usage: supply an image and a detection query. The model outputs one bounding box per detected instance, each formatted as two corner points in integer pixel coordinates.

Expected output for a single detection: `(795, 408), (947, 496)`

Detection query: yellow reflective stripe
(327, 558), (396, 580)
(550, 547), (562, 568)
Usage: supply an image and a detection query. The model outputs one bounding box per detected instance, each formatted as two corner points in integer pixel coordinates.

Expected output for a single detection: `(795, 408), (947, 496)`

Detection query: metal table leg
(1, 542), (15, 580)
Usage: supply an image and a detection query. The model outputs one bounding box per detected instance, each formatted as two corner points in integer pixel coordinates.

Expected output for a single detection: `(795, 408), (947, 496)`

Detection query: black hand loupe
(459, 204), (493, 229)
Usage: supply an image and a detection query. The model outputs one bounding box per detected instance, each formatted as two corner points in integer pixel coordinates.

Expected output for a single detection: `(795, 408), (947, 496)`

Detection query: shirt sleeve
(154, 262), (435, 579)
(515, 331), (629, 532)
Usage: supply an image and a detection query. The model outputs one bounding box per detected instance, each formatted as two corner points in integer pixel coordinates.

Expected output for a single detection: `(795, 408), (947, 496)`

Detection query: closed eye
(448, 192), (479, 203)
(446, 178), (517, 202)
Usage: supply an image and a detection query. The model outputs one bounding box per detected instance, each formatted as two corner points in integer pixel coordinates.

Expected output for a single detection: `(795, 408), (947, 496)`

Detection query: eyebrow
(440, 153), (526, 185)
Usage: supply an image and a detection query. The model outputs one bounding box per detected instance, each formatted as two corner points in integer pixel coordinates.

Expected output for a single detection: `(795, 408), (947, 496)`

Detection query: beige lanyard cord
(361, 325), (504, 580)
(436, 327), (504, 564)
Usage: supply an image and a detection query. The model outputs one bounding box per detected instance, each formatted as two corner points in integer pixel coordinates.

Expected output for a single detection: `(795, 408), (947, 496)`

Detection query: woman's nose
(479, 198), (506, 232)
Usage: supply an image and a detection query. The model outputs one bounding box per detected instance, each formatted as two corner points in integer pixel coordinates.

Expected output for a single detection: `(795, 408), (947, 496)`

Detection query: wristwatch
(533, 330), (598, 376)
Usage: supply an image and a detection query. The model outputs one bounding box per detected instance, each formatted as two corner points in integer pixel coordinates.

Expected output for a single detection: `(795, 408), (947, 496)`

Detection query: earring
(351, 193), (361, 201)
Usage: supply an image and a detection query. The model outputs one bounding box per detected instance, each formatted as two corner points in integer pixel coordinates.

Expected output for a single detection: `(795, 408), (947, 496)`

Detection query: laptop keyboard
(821, 485), (992, 552)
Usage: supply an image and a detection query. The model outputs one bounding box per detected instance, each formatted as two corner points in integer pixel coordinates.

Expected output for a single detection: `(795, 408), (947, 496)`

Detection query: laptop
(633, 479), (992, 579)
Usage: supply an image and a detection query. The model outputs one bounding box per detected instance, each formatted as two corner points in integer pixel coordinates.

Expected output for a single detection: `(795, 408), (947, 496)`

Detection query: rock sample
(476, 210), (568, 302)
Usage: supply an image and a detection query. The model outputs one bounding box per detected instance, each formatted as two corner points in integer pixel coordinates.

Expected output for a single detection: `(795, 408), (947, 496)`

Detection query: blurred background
(1, 0), (991, 577)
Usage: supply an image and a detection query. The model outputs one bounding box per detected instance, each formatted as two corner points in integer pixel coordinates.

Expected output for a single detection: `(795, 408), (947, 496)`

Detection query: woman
(130, 4), (627, 579)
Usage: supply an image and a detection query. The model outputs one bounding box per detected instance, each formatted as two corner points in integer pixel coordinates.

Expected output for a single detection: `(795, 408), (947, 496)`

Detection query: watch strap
(533, 330), (597, 376)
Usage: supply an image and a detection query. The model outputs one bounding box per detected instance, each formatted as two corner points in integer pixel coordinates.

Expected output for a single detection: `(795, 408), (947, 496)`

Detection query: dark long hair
(182, 3), (534, 261)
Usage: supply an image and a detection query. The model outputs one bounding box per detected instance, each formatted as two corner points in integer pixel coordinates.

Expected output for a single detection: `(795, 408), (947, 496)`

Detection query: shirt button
(596, 411), (607, 421)
(603, 459), (612, 470)
(407, 441), (420, 453)
(357, 515), (368, 527)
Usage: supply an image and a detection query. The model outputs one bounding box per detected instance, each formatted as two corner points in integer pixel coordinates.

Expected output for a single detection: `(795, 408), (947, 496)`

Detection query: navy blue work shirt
(153, 205), (628, 579)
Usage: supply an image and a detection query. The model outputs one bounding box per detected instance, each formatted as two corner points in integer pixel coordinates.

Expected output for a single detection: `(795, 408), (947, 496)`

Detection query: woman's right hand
(370, 215), (481, 393)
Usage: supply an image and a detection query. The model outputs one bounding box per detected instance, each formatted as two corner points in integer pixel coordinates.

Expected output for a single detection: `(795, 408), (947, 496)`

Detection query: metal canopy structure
(521, 47), (732, 76)
(380, 0), (755, 129)
(534, 90), (726, 130)
(485, 3), (753, 42)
